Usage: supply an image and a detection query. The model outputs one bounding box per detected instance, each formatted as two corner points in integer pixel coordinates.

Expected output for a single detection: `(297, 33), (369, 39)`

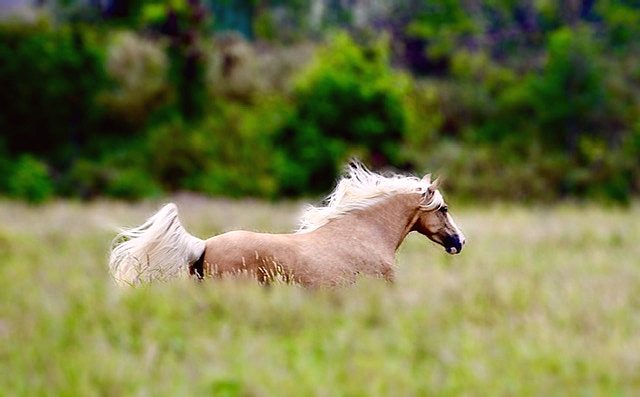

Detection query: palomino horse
(109, 161), (465, 287)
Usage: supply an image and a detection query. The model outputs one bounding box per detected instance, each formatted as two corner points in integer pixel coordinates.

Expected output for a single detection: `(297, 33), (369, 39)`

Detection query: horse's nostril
(444, 235), (463, 254)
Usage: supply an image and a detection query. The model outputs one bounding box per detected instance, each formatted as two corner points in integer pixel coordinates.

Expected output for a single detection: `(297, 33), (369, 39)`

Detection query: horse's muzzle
(444, 235), (464, 254)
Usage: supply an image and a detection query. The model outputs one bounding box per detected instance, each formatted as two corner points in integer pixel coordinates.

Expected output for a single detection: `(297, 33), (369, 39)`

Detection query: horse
(109, 161), (465, 287)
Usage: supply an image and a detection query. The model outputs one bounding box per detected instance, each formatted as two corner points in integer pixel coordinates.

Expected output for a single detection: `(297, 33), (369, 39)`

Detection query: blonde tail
(109, 203), (205, 286)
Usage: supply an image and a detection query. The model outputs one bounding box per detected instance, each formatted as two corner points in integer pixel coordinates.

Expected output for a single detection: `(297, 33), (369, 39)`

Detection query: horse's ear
(422, 173), (432, 185)
(427, 176), (442, 193)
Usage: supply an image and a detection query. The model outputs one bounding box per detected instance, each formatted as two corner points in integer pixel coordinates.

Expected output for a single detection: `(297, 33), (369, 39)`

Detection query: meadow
(0, 196), (639, 396)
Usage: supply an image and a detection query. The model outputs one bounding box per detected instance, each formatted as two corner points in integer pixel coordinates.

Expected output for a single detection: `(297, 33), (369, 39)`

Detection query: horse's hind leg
(189, 250), (206, 280)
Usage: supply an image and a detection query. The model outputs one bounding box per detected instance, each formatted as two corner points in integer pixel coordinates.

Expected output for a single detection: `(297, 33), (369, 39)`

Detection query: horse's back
(205, 230), (293, 252)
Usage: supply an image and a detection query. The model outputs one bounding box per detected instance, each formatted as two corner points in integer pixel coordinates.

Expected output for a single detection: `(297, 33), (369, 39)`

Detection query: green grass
(1, 196), (639, 396)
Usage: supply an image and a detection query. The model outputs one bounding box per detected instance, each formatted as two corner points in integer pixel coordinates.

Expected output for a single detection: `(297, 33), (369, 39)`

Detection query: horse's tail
(109, 203), (205, 286)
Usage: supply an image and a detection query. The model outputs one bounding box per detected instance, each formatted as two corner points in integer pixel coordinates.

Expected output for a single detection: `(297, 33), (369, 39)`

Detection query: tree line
(1, 0), (639, 203)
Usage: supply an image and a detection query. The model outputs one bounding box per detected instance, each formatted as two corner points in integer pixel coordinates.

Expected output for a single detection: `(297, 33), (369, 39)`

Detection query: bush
(146, 115), (207, 191)
(0, 20), (108, 163)
(63, 157), (161, 200)
(274, 32), (410, 195)
(397, 20), (640, 203)
(205, 35), (314, 103)
(103, 168), (162, 200)
(180, 100), (284, 198)
(3, 12), (640, 204)
(98, 31), (171, 129)
(145, 99), (286, 197)
(6, 155), (54, 204)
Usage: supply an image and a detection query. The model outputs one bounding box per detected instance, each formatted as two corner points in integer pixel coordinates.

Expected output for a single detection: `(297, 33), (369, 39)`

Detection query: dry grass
(0, 197), (639, 396)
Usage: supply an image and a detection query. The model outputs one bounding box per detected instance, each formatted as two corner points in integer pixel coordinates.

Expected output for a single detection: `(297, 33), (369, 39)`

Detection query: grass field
(1, 196), (639, 396)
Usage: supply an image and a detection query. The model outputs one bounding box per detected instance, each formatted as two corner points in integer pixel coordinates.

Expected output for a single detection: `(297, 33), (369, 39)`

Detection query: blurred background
(1, 0), (639, 204)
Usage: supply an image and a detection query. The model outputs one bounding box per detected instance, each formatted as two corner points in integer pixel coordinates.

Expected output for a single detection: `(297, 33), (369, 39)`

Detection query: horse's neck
(323, 193), (421, 253)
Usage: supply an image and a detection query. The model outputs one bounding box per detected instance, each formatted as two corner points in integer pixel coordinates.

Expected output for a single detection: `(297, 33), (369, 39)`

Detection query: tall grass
(1, 197), (639, 396)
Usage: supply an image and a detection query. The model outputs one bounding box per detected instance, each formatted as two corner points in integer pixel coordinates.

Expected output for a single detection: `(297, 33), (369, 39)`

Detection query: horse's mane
(297, 161), (444, 233)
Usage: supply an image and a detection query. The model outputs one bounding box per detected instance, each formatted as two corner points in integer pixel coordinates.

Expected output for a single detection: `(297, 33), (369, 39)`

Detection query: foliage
(0, 19), (108, 163)
(4, 155), (54, 204)
(145, 115), (206, 191)
(63, 157), (162, 200)
(2, 2), (640, 203)
(597, 0), (640, 51)
(205, 35), (314, 102)
(144, 99), (287, 197)
(274, 32), (410, 195)
(430, 25), (640, 202)
(99, 31), (171, 129)
(205, 34), (267, 103)
(406, 0), (479, 59)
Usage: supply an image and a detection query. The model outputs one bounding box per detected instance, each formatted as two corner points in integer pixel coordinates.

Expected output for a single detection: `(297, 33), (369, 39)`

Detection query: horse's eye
(440, 206), (448, 213)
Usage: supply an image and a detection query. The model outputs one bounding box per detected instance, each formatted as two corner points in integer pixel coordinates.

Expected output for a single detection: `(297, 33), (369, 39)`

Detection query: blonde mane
(297, 161), (444, 233)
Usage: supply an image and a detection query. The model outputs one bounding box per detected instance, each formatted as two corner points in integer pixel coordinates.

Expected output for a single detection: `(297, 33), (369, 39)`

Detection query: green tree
(274, 32), (409, 195)
(0, 21), (107, 163)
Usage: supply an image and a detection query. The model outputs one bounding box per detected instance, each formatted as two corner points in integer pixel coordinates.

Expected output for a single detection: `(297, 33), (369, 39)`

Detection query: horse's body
(200, 193), (420, 285)
(109, 162), (465, 287)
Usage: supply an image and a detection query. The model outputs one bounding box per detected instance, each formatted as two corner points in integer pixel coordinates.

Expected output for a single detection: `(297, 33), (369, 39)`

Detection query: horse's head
(412, 175), (465, 254)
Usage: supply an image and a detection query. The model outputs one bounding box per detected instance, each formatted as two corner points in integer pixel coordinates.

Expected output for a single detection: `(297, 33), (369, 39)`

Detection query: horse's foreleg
(381, 263), (396, 284)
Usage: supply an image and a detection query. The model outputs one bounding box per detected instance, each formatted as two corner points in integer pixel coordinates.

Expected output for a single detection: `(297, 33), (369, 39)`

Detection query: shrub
(63, 157), (161, 200)
(145, 99), (287, 197)
(6, 155), (54, 204)
(146, 115), (207, 191)
(0, 20), (107, 163)
(206, 34), (264, 103)
(98, 31), (171, 129)
(180, 100), (284, 198)
(205, 35), (314, 103)
(274, 31), (410, 195)
(103, 168), (162, 200)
